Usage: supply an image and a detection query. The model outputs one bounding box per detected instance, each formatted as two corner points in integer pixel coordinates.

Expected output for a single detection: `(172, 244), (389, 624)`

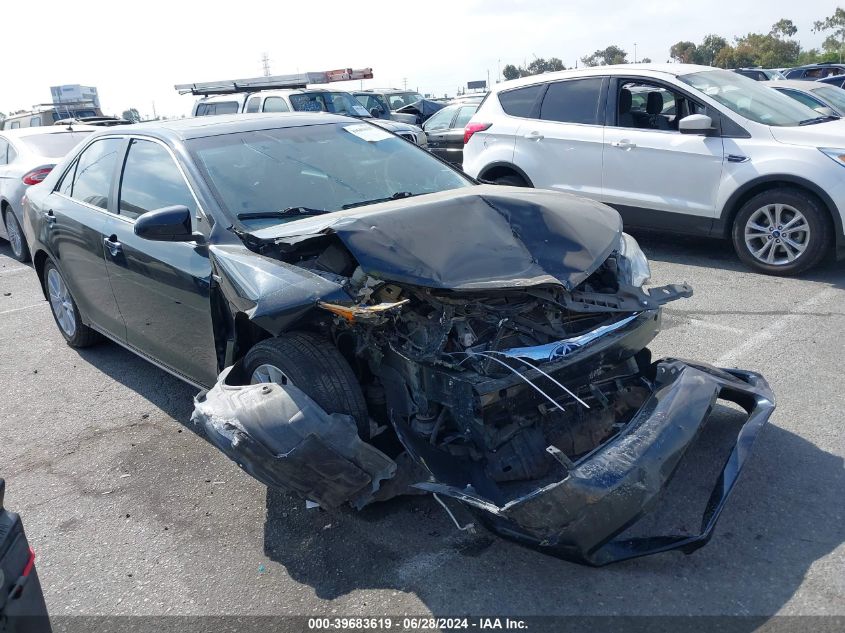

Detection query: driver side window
(118, 139), (196, 221)
(616, 81), (704, 132)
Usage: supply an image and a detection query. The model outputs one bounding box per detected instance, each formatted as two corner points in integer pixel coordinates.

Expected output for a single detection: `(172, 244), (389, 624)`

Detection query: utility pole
(261, 52), (271, 77)
(634, 43), (638, 63)
(151, 101), (157, 120)
(402, 77), (408, 90)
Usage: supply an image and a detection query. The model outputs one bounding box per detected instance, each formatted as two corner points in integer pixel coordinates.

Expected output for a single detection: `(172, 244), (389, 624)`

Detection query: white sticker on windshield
(344, 123), (393, 142)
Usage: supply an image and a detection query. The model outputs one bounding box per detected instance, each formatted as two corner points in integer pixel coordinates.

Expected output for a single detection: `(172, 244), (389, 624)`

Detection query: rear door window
(0, 140), (8, 165)
(118, 139), (196, 220)
(67, 138), (124, 210)
(539, 78), (603, 125)
(498, 84), (544, 118)
(245, 97), (261, 113)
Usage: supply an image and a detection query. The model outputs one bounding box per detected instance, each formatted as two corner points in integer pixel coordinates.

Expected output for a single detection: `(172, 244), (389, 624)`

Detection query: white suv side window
(616, 81), (705, 132)
(538, 78), (604, 125)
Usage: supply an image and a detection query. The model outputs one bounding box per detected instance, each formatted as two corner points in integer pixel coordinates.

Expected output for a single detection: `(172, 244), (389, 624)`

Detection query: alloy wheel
(744, 203), (810, 266)
(47, 268), (76, 338)
(5, 215), (23, 259)
(250, 364), (292, 386)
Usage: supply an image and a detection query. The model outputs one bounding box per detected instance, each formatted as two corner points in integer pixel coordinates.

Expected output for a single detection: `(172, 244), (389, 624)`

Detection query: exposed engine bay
(194, 187), (774, 566)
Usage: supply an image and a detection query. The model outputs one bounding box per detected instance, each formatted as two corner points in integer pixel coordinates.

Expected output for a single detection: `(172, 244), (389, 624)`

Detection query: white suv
(463, 64), (845, 275)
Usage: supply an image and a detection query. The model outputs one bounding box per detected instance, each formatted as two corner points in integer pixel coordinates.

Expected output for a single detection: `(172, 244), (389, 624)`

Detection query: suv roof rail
(175, 68), (374, 96)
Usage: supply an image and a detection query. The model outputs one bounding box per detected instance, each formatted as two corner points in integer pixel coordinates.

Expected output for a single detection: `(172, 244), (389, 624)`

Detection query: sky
(1, 0), (840, 119)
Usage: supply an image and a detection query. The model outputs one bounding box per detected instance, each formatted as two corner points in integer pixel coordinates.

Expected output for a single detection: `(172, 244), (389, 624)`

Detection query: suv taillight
(22, 167), (54, 186)
(464, 122), (491, 145)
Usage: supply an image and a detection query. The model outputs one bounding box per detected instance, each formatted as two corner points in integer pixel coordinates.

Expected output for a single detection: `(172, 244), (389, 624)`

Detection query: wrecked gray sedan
(25, 114), (774, 566)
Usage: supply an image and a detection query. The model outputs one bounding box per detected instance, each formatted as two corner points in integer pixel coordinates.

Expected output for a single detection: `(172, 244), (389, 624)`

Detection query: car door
(445, 105), (478, 166)
(422, 106), (458, 161)
(46, 137), (127, 340)
(103, 137), (217, 387)
(602, 78), (724, 232)
(513, 77), (606, 200)
(0, 138), (11, 239)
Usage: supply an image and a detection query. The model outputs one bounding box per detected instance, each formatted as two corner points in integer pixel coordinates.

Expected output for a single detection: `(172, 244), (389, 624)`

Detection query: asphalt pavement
(0, 231), (842, 622)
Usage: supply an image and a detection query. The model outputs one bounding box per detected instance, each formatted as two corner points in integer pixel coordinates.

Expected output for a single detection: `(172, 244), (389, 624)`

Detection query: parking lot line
(0, 302), (45, 316)
(716, 286), (840, 366)
(0, 267), (30, 276)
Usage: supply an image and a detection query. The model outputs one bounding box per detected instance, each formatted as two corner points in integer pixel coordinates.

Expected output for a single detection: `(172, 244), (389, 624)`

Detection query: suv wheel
(491, 173), (529, 187)
(731, 188), (830, 275)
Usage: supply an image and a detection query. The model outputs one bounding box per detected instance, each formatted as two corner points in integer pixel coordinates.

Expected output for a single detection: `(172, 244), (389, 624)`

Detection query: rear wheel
(3, 211), (30, 263)
(43, 261), (100, 347)
(731, 188), (831, 275)
(491, 173), (529, 187)
(244, 332), (370, 438)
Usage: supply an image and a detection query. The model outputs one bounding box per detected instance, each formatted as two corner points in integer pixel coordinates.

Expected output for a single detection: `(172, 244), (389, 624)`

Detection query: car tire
(42, 261), (101, 348)
(731, 188), (831, 276)
(3, 210), (30, 263)
(244, 332), (370, 438)
(492, 173), (529, 187)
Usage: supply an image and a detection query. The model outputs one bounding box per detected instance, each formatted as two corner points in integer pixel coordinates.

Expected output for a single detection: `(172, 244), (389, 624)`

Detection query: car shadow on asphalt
(260, 406), (844, 621)
(631, 229), (845, 291)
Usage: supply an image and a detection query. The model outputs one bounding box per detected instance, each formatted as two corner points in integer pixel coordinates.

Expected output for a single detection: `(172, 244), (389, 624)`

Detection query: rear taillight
(464, 122), (491, 145)
(22, 166), (54, 186)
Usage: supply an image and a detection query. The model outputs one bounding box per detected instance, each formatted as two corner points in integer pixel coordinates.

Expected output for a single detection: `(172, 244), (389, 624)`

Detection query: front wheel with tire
(491, 173), (529, 187)
(3, 211), (30, 263)
(243, 332), (370, 438)
(731, 188), (831, 275)
(43, 261), (100, 347)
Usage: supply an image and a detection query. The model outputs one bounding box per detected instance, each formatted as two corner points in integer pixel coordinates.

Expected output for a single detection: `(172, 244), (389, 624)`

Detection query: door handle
(523, 131), (544, 140)
(104, 235), (122, 257)
(611, 140), (636, 150)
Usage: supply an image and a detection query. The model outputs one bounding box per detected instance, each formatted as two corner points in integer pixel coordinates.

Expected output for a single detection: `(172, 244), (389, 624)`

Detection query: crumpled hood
(368, 118), (421, 134)
(253, 185), (623, 290)
(769, 118), (845, 146)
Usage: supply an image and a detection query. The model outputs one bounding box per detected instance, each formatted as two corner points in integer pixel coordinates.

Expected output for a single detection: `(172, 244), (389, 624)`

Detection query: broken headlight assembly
(616, 232), (651, 287)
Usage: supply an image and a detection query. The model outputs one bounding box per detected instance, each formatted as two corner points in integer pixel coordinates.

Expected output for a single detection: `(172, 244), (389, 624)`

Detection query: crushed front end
(195, 189), (775, 565)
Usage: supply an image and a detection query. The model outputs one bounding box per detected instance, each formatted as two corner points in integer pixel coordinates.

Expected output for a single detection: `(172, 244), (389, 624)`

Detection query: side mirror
(369, 107), (382, 118)
(679, 114), (713, 134)
(815, 106), (836, 117)
(134, 205), (204, 243)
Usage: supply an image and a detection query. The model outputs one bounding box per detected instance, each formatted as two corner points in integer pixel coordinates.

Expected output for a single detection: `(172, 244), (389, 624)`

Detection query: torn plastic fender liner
(415, 359), (775, 566)
(191, 366), (396, 509)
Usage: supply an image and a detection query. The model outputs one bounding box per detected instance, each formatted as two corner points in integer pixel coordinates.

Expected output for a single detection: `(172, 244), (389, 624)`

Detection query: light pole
(634, 43), (638, 63)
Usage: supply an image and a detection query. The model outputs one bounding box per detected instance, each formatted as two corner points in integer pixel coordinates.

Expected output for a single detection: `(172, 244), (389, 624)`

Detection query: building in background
(50, 84), (100, 109)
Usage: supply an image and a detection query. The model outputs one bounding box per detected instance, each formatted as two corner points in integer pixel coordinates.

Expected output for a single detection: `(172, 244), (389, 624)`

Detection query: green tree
(670, 41), (698, 64)
(526, 57), (566, 74)
(581, 45), (627, 66)
(814, 7), (845, 62)
(640, 57), (652, 63)
(697, 34), (728, 65)
(734, 32), (800, 67)
(502, 64), (521, 80)
(771, 18), (798, 38)
(121, 108), (141, 123)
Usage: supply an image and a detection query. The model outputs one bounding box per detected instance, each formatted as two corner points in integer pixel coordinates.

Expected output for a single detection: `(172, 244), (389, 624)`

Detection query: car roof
(0, 124), (99, 138)
(489, 63), (718, 92)
(87, 112), (357, 142)
(763, 79), (831, 91)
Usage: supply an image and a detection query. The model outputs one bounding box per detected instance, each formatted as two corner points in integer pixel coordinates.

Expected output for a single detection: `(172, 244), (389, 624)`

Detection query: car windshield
(812, 85), (845, 112)
(387, 92), (424, 110)
(289, 92), (371, 117)
(679, 69), (824, 126)
(20, 131), (92, 157)
(188, 122), (473, 229)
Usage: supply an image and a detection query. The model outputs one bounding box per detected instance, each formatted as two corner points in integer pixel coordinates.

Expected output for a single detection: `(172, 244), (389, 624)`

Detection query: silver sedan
(0, 126), (95, 261)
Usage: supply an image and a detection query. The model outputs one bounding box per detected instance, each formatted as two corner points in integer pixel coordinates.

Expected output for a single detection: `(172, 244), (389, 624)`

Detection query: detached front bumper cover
(416, 359), (775, 566)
